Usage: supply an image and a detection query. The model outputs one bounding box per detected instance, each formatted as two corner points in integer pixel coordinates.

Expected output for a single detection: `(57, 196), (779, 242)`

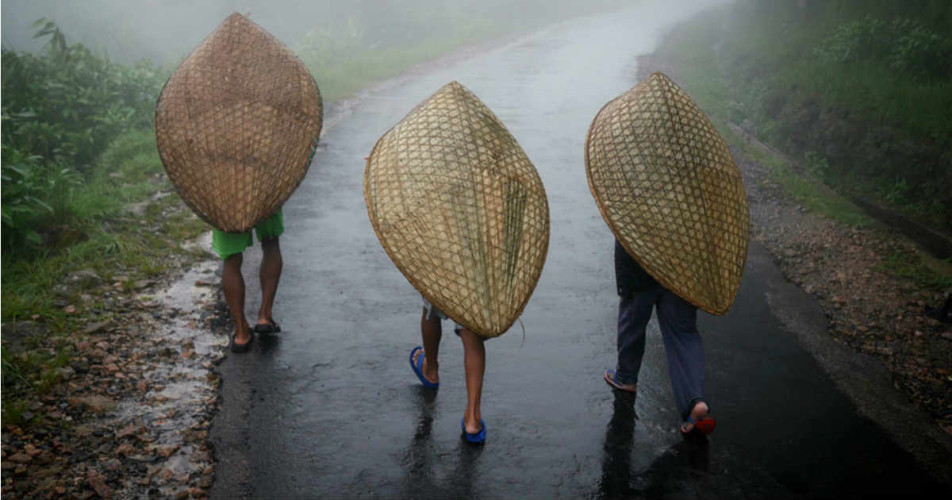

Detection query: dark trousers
(615, 285), (707, 419)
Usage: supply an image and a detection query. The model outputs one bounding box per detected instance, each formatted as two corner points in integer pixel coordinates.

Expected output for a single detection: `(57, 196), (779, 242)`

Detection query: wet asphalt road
(208, 2), (951, 498)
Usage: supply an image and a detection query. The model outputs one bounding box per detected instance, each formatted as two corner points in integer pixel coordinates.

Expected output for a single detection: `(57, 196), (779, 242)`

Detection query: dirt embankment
(636, 55), (952, 436)
(1, 250), (226, 500)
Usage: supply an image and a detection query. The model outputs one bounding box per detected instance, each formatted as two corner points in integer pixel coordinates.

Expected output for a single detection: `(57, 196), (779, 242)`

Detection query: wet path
(209, 1), (950, 497)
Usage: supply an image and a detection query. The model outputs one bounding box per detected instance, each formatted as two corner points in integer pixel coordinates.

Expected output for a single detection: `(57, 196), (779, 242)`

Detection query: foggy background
(1, 0), (632, 66)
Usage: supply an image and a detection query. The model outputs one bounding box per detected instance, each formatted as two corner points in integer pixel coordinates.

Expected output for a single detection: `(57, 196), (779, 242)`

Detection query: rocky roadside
(737, 138), (952, 434)
(634, 56), (952, 435)
(1, 236), (227, 499)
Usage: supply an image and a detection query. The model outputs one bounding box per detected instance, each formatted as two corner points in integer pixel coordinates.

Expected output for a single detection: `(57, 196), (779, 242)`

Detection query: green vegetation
(2, 20), (166, 252)
(879, 248), (952, 293)
(754, 146), (873, 228)
(655, 1), (952, 232)
(0, 22), (204, 419)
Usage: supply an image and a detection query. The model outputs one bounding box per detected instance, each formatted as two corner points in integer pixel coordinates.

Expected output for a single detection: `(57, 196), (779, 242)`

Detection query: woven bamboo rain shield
(586, 72), (749, 315)
(365, 82), (550, 338)
(154, 13), (322, 232)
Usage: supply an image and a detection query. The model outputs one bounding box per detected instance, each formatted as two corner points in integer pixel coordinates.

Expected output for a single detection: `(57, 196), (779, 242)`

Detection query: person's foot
(253, 317), (281, 334)
(231, 327), (254, 353)
(411, 347), (439, 386)
(604, 369), (637, 393)
(409, 346), (440, 389)
(461, 417), (486, 444)
(680, 401), (715, 435)
(463, 416), (483, 435)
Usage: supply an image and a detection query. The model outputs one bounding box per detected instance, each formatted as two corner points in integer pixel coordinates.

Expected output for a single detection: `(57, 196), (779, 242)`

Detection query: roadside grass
(879, 250), (952, 293)
(794, 61), (952, 145)
(754, 151), (873, 228)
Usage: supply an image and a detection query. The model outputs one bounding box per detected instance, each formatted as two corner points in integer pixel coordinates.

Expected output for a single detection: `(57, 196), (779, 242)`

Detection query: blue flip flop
(409, 346), (439, 389)
(604, 369), (637, 393)
(461, 418), (486, 445)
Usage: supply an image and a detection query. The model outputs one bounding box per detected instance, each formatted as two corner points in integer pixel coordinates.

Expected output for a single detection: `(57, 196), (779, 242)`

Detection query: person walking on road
(604, 239), (714, 436)
(586, 72), (750, 437)
(410, 298), (487, 444)
(364, 82), (551, 446)
(153, 13), (322, 356)
(213, 211), (285, 353)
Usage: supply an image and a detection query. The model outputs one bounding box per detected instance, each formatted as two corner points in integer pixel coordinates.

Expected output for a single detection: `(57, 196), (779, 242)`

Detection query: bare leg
(257, 237), (282, 326)
(413, 307), (442, 384)
(222, 253), (251, 345)
(459, 328), (485, 433)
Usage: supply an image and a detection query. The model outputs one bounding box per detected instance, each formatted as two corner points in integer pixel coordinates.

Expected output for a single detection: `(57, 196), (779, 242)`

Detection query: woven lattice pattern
(365, 82), (550, 338)
(155, 13), (322, 232)
(586, 72), (749, 315)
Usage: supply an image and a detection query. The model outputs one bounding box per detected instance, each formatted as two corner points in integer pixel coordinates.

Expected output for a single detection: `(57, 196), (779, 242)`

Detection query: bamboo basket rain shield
(365, 82), (550, 338)
(154, 13), (323, 232)
(586, 72), (749, 315)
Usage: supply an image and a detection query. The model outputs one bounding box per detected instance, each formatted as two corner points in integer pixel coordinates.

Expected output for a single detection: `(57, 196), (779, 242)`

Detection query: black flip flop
(253, 320), (281, 334)
(230, 332), (254, 353)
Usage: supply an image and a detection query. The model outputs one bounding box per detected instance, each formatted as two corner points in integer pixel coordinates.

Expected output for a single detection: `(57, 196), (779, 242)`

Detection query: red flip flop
(681, 415), (716, 436)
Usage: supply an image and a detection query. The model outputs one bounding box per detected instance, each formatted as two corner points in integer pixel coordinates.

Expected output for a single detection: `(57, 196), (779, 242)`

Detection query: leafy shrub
(1, 144), (83, 251)
(1, 20), (164, 254)
(814, 17), (952, 80)
(888, 20), (952, 79)
(813, 17), (889, 64)
(803, 151), (831, 180)
(1, 19), (163, 172)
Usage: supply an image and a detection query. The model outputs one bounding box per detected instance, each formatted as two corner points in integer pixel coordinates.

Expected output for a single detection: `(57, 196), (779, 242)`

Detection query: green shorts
(211, 209), (284, 260)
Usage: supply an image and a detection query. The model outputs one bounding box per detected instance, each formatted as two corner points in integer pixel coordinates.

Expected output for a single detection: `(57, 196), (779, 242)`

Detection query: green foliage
(1, 20), (165, 254)
(813, 17), (891, 64)
(1, 148), (53, 247)
(745, 142), (873, 227)
(771, 163), (873, 228)
(1, 144), (84, 251)
(803, 151), (830, 181)
(879, 250), (952, 293)
(814, 17), (952, 80)
(2, 19), (163, 170)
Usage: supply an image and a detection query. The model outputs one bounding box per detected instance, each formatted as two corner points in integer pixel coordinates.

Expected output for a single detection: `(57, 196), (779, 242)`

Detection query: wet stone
(82, 321), (112, 335)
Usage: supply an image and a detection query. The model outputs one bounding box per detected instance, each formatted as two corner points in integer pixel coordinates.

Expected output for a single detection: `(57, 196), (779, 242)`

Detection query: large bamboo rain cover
(364, 82), (550, 338)
(154, 13), (323, 232)
(586, 72), (749, 315)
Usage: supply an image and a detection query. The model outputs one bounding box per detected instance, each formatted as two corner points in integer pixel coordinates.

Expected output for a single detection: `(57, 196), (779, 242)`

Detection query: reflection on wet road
(209, 1), (950, 497)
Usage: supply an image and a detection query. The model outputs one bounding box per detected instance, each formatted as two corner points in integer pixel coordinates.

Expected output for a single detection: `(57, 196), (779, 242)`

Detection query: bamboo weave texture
(155, 13), (322, 232)
(586, 72), (749, 315)
(365, 82), (550, 338)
